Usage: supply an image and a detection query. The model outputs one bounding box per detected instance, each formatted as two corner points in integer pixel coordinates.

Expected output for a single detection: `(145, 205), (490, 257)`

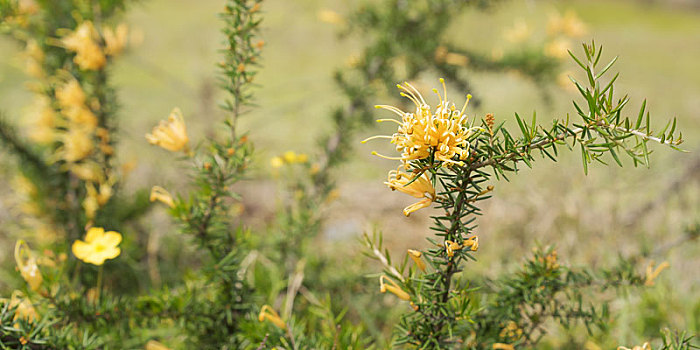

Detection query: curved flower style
(258, 305), (286, 330)
(365, 79), (480, 166)
(146, 108), (190, 153)
(72, 227), (122, 265)
(379, 275), (410, 301)
(385, 168), (435, 216)
(14, 240), (42, 291)
(150, 186), (175, 208)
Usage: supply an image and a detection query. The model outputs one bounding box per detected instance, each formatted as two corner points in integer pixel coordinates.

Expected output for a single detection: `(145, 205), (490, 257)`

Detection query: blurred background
(0, 0), (698, 345)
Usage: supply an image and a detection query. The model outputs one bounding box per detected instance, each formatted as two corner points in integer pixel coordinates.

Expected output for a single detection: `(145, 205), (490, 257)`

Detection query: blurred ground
(0, 0), (699, 343)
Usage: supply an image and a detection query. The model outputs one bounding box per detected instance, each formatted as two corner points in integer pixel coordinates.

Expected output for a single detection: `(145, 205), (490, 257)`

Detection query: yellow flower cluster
(499, 321), (523, 342)
(60, 21), (130, 71)
(367, 80), (477, 166)
(544, 11), (588, 59)
(270, 150), (309, 169)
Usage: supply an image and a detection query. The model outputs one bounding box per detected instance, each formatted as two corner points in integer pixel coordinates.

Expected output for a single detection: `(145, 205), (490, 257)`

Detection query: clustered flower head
(61, 21), (106, 71)
(366, 79), (478, 167)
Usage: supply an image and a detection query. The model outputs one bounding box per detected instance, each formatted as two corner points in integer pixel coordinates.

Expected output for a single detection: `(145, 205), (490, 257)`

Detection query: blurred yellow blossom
(547, 10), (587, 38)
(103, 23), (128, 56)
(56, 78), (86, 110)
(270, 156), (284, 169)
(618, 343), (652, 350)
(644, 260), (670, 286)
(503, 19), (531, 43)
(544, 38), (572, 59)
(150, 186), (175, 208)
(493, 344), (515, 350)
(70, 162), (102, 182)
(258, 305), (286, 330)
(27, 96), (56, 144)
(385, 168), (435, 216)
(61, 21), (106, 70)
(379, 275), (410, 301)
(23, 39), (44, 77)
(145, 340), (172, 350)
(317, 9), (345, 25)
(445, 52), (469, 67)
(4, 291), (39, 324)
(71, 227), (122, 265)
(146, 108), (190, 153)
(14, 240), (42, 292)
(60, 128), (94, 162)
(499, 321), (523, 341)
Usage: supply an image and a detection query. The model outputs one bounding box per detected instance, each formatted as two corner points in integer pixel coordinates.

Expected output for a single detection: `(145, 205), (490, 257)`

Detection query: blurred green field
(1, 0), (698, 345)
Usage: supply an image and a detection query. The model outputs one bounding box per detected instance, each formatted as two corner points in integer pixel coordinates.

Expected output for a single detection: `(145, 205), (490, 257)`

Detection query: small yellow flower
(407, 249), (426, 272)
(14, 240), (42, 292)
(444, 240), (463, 257)
(493, 343), (515, 350)
(283, 150), (297, 163)
(503, 19), (531, 43)
(61, 21), (106, 70)
(150, 186), (175, 208)
(385, 168), (435, 216)
(544, 38), (572, 59)
(270, 156), (284, 169)
(146, 108), (190, 153)
(145, 340), (172, 350)
(644, 260), (670, 286)
(463, 236), (479, 252)
(258, 305), (286, 330)
(547, 10), (587, 38)
(71, 227), (122, 265)
(317, 9), (345, 25)
(4, 291), (39, 324)
(55, 79), (86, 110)
(618, 342), (652, 350)
(60, 128), (94, 162)
(64, 107), (98, 130)
(365, 79), (480, 166)
(103, 23), (128, 56)
(27, 96), (56, 144)
(379, 275), (411, 301)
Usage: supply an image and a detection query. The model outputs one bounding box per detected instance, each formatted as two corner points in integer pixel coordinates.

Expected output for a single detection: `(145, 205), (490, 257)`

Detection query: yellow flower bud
(407, 249), (426, 272)
(14, 240), (42, 292)
(258, 305), (286, 330)
(379, 275), (411, 301)
(150, 186), (176, 208)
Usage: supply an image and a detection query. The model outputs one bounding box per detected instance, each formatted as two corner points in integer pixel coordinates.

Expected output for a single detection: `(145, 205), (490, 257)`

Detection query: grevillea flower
(146, 108), (190, 153)
(61, 21), (106, 70)
(385, 168), (435, 216)
(379, 275), (410, 301)
(103, 23), (128, 56)
(150, 186), (175, 208)
(364, 79), (480, 166)
(407, 249), (426, 272)
(14, 240), (42, 292)
(644, 260), (670, 286)
(258, 305), (286, 330)
(71, 227), (121, 265)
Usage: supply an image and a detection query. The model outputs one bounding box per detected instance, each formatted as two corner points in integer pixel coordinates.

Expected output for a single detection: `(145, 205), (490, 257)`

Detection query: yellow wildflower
(283, 150), (297, 163)
(4, 291), (39, 324)
(103, 23), (128, 56)
(71, 227), (122, 265)
(365, 79), (479, 166)
(150, 186), (175, 208)
(544, 38), (572, 59)
(547, 10), (587, 38)
(258, 305), (286, 330)
(444, 240), (463, 257)
(644, 260), (670, 286)
(618, 343), (652, 350)
(14, 240), (42, 292)
(145, 340), (172, 350)
(70, 162), (102, 182)
(463, 236), (479, 252)
(379, 275), (411, 301)
(407, 249), (426, 272)
(503, 19), (531, 43)
(317, 9), (345, 25)
(61, 21), (106, 70)
(146, 108), (190, 153)
(27, 96), (56, 144)
(270, 156), (284, 169)
(55, 79), (86, 110)
(65, 107), (98, 130)
(60, 128), (94, 162)
(385, 168), (435, 216)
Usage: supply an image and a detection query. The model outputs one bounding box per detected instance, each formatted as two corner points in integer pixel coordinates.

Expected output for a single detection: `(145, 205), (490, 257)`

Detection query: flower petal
(84, 227), (104, 243)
